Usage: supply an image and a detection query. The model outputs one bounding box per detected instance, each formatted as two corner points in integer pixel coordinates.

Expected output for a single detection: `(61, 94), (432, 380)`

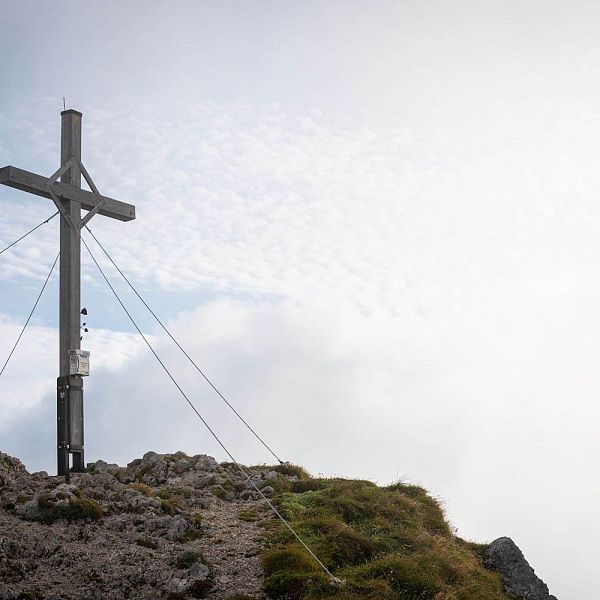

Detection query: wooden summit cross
(0, 110), (135, 478)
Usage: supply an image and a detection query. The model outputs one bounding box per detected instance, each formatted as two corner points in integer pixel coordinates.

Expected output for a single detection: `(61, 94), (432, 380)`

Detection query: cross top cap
(61, 109), (82, 117)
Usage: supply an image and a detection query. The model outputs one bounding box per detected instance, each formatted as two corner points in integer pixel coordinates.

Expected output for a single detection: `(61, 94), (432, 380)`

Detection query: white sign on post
(69, 349), (90, 377)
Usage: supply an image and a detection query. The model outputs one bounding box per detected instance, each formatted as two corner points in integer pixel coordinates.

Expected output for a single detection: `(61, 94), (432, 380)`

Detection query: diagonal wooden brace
(77, 161), (105, 229)
(47, 183), (79, 231)
(46, 159), (106, 231)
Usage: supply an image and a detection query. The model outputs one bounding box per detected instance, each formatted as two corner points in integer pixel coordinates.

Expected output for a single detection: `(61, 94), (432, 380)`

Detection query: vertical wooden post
(57, 110), (84, 477)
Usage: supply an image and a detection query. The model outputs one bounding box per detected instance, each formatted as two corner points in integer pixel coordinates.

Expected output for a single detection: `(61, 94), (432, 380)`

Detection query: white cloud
(4, 96), (600, 326)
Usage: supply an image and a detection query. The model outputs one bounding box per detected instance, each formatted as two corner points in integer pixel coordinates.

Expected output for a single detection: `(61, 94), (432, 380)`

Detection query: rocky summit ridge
(0, 450), (556, 600)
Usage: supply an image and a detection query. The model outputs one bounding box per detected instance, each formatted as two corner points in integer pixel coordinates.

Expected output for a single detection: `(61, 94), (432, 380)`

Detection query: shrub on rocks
(175, 549), (205, 569)
(20, 484), (103, 523)
(129, 482), (153, 496)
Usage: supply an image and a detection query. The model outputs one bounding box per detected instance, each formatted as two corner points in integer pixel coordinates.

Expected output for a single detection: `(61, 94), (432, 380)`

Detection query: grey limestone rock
(173, 458), (193, 474)
(120, 487), (161, 513)
(484, 537), (557, 600)
(192, 454), (219, 472)
(261, 485), (275, 497)
(264, 470), (279, 482)
(15, 497), (41, 520)
(90, 459), (120, 476)
(139, 514), (193, 541)
(239, 489), (260, 501)
(163, 561), (213, 598)
(189, 473), (219, 489)
(0, 452), (28, 485)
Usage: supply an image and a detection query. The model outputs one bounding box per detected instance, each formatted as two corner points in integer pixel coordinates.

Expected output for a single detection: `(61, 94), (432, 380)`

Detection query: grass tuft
(271, 464), (311, 480)
(263, 546), (319, 578)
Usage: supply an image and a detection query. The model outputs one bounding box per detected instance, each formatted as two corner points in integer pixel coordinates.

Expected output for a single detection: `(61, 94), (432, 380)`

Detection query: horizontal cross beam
(0, 165), (135, 222)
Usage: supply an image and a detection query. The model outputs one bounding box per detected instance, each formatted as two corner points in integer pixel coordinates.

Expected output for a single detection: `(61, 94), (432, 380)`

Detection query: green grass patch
(262, 471), (511, 600)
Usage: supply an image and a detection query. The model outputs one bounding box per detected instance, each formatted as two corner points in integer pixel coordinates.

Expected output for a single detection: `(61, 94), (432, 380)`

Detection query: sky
(0, 1), (599, 597)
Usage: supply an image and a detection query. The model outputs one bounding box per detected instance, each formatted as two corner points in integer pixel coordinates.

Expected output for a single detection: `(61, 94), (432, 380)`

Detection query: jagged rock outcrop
(484, 537), (557, 600)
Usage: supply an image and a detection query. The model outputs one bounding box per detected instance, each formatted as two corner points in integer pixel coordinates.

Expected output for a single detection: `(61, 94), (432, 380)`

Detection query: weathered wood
(0, 165), (135, 222)
(59, 109), (82, 378)
(58, 109), (84, 476)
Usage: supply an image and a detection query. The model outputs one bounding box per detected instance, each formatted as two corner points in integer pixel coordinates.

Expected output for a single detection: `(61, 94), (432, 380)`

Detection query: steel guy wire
(84, 225), (285, 465)
(0, 252), (60, 378)
(81, 235), (338, 584)
(0, 211), (59, 256)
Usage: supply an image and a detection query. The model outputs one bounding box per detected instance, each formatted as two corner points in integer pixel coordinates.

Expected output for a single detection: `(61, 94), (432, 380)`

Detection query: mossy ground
(262, 475), (510, 600)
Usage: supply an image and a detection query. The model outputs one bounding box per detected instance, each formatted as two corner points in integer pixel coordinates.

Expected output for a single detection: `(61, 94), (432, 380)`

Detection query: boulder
(0, 453), (28, 486)
(90, 459), (121, 476)
(120, 488), (161, 513)
(173, 459), (193, 475)
(139, 514), (193, 542)
(163, 561), (213, 598)
(261, 485), (275, 497)
(484, 537), (557, 600)
(192, 455), (219, 472)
